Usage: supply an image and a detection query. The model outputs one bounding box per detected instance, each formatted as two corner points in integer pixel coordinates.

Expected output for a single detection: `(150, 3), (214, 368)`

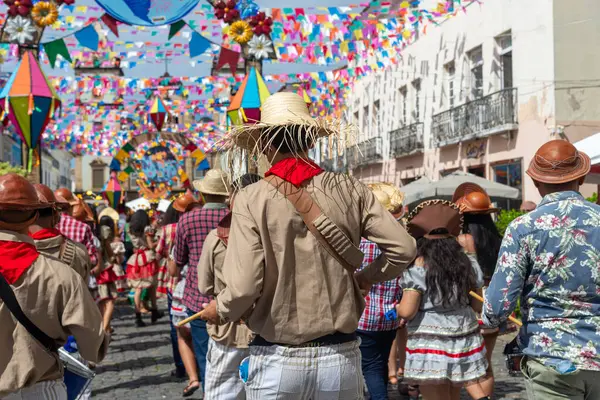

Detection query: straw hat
(98, 207), (119, 225)
(229, 92), (337, 151)
(452, 183), (499, 214)
(55, 188), (79, 207)
(526, 140), (590, 184)
(406, 200), (463, 239)
(193, 169), (230, 197)
(367, 182), (405, 218)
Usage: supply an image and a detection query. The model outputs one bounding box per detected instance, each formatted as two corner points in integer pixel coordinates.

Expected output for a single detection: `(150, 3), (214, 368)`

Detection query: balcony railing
(431, 88), (518, 147)
(348, 137), (383, 168)
(389, 122), (424, 158)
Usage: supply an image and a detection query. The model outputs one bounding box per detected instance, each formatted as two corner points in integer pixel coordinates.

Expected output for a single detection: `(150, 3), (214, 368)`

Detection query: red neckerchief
(0, 241), (40, 284)
(265, 158), (324, 186)
(216, 213), (232, 246)
(29, 227), (63, 241)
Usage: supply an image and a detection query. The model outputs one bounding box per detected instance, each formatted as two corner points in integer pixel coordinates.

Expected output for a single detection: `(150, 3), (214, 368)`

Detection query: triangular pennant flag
(75, 25), (99, 51)
(189, 32), (211, 57)
(122, 142), (135, 152)
(117, 171), (129, 182)
(216, 47), (240, 75)
(43, 39), (71, 68)
(169, 20), (186, 40)
(101, 13), (119, 37)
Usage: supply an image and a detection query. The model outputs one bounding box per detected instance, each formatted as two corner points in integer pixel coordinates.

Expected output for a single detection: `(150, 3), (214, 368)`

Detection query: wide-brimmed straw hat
(405, 200), (463, 239)
(367, 182), (405, 218)
(55, 188), (79, 207)
(229, 92), (338, 152)
(34, 184), (70, 211)
(0, 174), (50, 211)
(173, 193), (201, 213)
(193, 169), (230, 197)
(452, 183), (499, 214)
(527, 140), (591, 184)
(98, 207), (119, 225)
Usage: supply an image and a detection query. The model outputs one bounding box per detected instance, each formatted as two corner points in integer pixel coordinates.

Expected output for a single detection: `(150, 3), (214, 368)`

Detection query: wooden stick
(177, 311), (203, 327)
(469, 291), (523, 327)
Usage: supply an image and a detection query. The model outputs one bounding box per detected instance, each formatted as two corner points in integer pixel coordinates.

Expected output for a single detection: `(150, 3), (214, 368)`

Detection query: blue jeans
(167, 292), (184, 371)
(357, 329), (397, 400)
(187, 308), (209, 389)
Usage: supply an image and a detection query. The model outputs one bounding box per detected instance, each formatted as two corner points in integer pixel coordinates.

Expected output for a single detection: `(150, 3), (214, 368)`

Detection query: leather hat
(73, 199), (95, 223)
(34, 184), (70, 211)
(0, 173), (50, 210)
(452, 183), (499, 214)
(55, 187), (79, 206)
(527, 140), (591, 184)
(406, 200), (463, 239)
(173, 193), (201, 213)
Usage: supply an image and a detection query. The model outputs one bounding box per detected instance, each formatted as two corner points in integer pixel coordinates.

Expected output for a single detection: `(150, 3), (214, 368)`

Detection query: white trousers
(244, 339), (364, 400)
(2, 380), (67, 400)
(205, 338), (250, 400)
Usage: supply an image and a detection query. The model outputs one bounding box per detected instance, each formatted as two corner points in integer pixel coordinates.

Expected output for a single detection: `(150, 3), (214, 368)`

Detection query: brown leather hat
(0, 173), (50, 210)
(527, 140), (591, 184)
(55, 187), (79, 206)
(452, 183), (499, 214)
(173, 193), (201, 213)
(34, 184), (70, 211)
(406, 200), (463, 239)
(73, 199), (95, 222)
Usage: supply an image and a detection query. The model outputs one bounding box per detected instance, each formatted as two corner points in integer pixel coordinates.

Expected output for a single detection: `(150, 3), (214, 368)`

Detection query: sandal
(183, 380), (200, 397)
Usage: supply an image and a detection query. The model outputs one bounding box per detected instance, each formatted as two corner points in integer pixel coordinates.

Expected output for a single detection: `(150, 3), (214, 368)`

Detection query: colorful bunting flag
(74, 25), (100, 51)
(43, 39), (72, 68)
(189, 32), (211, 57)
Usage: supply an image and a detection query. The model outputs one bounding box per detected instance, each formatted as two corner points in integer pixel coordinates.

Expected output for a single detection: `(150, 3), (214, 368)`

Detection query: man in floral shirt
(483, 140), (600, 399)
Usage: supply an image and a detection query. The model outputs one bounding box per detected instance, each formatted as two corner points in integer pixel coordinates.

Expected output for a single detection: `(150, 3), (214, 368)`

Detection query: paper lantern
(148, 96), (169, 131)
(102, 171), (123, 209)
(226, 67), (270, 126)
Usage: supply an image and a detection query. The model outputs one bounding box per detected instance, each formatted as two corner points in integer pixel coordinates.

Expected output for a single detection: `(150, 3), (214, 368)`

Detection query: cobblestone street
(92, 302), (527, 399)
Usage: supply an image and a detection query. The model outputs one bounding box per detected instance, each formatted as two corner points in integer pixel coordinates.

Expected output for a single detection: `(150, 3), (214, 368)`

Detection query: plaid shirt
(57, 213), (98, 266)
(174, 203), (229, 312)
(357, 238), (402, 331)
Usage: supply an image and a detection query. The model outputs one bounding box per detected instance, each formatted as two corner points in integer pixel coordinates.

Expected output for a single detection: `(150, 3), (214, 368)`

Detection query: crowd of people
(1, 92), (600, 400)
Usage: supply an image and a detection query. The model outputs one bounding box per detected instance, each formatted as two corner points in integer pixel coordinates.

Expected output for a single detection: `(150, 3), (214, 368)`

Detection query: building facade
(333, 0), (600, 206)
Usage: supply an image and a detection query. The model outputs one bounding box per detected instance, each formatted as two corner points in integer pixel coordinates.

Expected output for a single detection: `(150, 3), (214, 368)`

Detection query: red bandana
(0, 241), (40, 284)
(29, 228), (63, 241)
(265, 158), (324, 186)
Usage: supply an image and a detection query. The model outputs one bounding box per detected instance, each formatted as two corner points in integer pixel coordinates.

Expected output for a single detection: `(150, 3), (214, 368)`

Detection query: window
(362, 105), (369, 134)
(399, 86), (407, 126)
(496, 31), (513, 89)
(492, 160), (522, 210)
(193, 168), (207, 180)
(412, 80), (421, 122)
(372, 100), (380, 132)
(468, 46), (483, 99)
(129, 172), (139, 189)
(468, 165), (486, 178)
(445, 61), (456, 108)
(92, 167), (105, 189)
(353, 111), (359, 128)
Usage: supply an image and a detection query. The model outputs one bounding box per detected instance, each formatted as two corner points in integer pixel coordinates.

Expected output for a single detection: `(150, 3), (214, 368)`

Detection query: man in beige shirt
(198, 174), (261, 400)
(29, 184), (91, 282)
(199, 93), (417, 399)
(0, 174), (109, 399)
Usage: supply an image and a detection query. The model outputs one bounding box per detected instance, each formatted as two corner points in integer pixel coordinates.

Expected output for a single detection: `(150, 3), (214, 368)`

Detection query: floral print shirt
(483, 191), (600, 372)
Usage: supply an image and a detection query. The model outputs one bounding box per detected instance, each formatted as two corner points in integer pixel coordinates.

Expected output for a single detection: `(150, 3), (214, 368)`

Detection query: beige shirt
(198, 230), (254, 348)
(0, 231), (108, 397)
(34, 235), (91, 282)
(216, 173), (417, 345)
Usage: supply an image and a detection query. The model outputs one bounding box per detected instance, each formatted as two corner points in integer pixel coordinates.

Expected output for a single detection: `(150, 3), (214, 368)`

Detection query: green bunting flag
(43, 39), (72, 68)
(122, 142), (135, 153)
(168, 20), (186, 40)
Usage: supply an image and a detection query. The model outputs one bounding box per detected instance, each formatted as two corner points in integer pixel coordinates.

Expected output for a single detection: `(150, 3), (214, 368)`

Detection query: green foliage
(0, 162), (27, 177)
(495, 209), (526, 236)
(587, 192), (598, 204)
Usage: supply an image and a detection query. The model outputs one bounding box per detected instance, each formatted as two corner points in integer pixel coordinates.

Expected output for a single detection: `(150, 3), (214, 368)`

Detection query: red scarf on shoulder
(265, 158), (324, 186)
(29, 227), (63, 241)
(0, 241), (40, 284)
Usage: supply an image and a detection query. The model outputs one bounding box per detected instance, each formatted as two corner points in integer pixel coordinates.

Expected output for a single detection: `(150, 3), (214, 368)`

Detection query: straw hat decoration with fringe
(193, 169), (230, 197)
(227, 92), (349, 154)
(367, 182), (405, 218)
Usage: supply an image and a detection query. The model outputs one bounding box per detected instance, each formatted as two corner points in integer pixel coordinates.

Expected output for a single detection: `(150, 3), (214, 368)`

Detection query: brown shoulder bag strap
(264, 175), (355, 273)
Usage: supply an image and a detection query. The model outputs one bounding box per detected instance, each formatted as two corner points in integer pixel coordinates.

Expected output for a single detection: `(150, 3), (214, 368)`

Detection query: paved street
(92, 301), (527, 399)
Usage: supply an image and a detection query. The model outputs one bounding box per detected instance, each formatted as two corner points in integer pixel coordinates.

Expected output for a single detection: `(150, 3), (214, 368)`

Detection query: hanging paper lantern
(0, 51), (61, 171)
(227, 67), (270, 126)
(148, 95), (169, 131)
(102, 171), (123, 209)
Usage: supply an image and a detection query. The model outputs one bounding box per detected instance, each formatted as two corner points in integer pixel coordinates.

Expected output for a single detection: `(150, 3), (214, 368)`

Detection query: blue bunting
(74, 25), (99, 51)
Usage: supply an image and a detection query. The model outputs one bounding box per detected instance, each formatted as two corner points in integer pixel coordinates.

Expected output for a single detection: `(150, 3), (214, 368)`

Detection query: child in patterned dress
(396, 200), (490, 400)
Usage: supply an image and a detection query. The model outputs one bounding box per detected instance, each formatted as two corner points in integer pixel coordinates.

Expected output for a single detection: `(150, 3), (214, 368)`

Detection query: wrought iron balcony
(348, 137), (384, 168)
(432, 88), (518, 147)
(389, 123), (424, 158)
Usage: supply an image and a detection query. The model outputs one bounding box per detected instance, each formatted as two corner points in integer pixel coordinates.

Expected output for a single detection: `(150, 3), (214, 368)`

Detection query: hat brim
(192, 180), (229, 197)
(0, 201), (52, 211)
(461, 206), (500, 215)
(526, 152), (591, 184)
